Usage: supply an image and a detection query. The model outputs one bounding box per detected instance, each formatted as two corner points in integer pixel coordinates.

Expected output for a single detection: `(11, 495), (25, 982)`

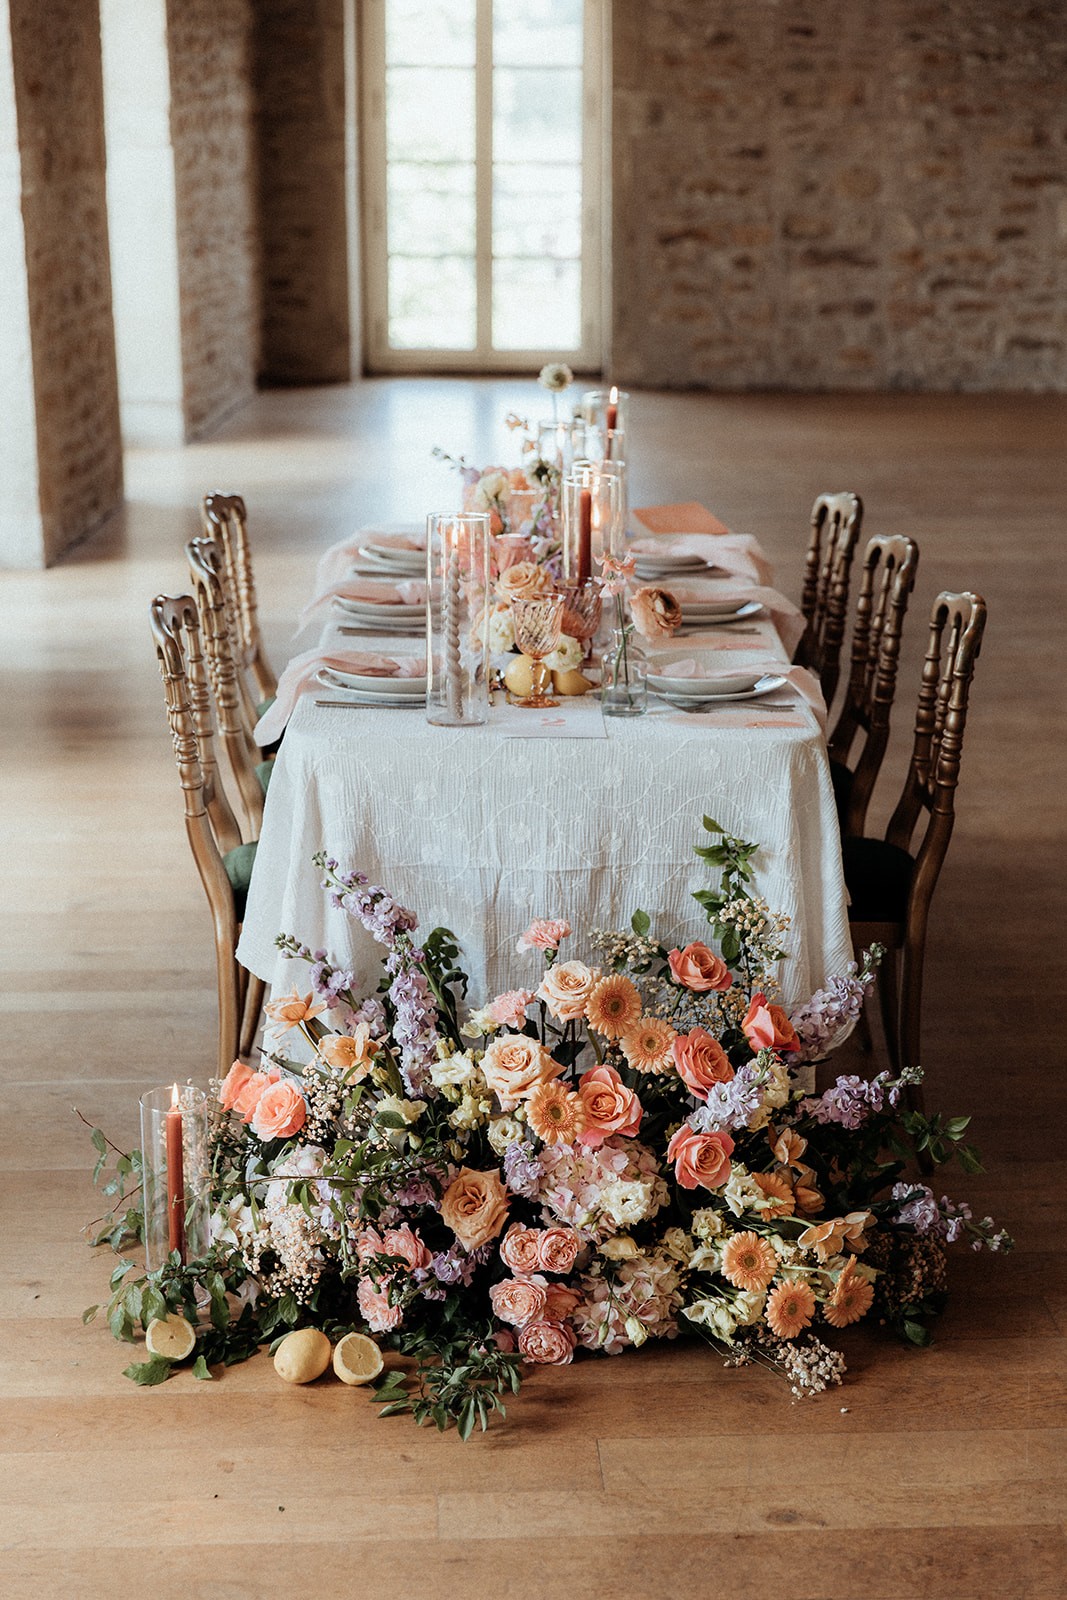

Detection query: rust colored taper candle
(578, 488), (592, 583)
(165, 1083), (186, 1260)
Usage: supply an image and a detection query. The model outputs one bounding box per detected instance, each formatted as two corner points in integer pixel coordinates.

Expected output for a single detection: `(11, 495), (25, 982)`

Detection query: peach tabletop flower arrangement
(86, 815), (1009, 1433)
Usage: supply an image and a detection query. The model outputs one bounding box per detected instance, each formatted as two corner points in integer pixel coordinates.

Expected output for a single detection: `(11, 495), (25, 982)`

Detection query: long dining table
(236, 507), (853, 1010)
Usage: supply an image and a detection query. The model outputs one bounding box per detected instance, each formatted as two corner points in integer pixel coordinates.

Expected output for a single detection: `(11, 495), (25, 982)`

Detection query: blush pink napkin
(633, 502), (732, 535)
(630, 532), (773, 587)
(662, 581), (805, 656)
(314, 527), (425, 594)
(254, 648), (424, 745)
(658, 660), (827, 734)
(298, 576), (426, 630)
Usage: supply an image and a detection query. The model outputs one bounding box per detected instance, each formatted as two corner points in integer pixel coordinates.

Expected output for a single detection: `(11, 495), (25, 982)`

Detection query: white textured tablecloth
(237, 607), (853, 1009)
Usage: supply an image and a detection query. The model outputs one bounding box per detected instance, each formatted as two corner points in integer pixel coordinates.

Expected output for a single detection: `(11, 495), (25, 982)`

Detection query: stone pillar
(0, 0), (123, 569)
(253, 0), (355, 384)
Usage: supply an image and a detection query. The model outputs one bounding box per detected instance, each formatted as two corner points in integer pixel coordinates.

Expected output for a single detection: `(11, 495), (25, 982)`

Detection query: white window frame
(360, 0), (607, 373)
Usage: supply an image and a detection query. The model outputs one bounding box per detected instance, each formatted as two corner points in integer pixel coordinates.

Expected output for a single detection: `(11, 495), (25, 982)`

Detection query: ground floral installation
(85, 817), (1010, 1436)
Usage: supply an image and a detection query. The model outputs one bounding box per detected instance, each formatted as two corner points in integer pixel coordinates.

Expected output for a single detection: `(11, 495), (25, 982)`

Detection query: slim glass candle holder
(426, 512), (491, 727)
(535, 418), (591, 476)
(579, 387), (629, 460)
(561, 464), (622, 585)
(140, 1084), (210, 1270)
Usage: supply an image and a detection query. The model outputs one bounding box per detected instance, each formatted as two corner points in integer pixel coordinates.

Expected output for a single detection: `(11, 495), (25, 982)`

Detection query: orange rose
(481, 1034), (563, 1109)
(576, 1064), (643, 1147)
(672, 1028), (734, 1099)
(500, 1223), (543, 1275)
(231, 1066), (280, 1122)
(250, 1079), (307, 1141)
(536, 1226), (581, 1274)
(666, 1126), (735, 1191)
(219, 1059), (252, 1111)
(742, 992), (800, 1054)
(667, 942), (732, 992)
(629, 586), (682, 641)
(440, 1166), (510, 1251)
(537, 960), (597, 1021)
(518, 1320), (577, 1365)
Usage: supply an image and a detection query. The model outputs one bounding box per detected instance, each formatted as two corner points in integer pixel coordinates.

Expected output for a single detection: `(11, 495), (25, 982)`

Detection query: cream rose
(481, 1033), (563, 1109)
(440, 1166), (510, 1251)
(496, 561), (550, 603)
(537, 960), (597, 1022)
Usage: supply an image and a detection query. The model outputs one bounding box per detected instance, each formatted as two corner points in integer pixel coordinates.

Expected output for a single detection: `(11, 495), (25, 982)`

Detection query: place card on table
(492, 695), (607, 740)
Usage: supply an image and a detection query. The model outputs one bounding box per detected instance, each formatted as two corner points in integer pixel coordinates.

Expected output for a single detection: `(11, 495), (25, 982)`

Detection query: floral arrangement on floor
(85, 816), (1009, 1435)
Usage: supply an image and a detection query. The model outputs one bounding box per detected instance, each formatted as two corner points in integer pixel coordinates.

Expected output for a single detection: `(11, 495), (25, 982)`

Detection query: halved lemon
(332, 1332), (384, 1386)
(273, 1327), (332, 1384)
(144, 1313), (196, 1361)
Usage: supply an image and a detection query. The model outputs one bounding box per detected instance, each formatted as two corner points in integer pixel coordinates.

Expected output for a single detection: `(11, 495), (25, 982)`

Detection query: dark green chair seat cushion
(256, 697), (282, 758)
(842, 836), (914, 925)
(223, 840), (258, 921)
(255, 760), (274, 795)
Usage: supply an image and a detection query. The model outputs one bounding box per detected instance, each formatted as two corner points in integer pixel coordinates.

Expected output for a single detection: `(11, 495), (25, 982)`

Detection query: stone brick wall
(8, 0), (122, 563)
(253, 0), (353, 385)
(612, 0), (1067, 390)
(167, 0), (259, 436)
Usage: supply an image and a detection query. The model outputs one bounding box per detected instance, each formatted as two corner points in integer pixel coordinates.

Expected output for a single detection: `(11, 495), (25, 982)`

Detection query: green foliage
(368, 1317), (522, 1437)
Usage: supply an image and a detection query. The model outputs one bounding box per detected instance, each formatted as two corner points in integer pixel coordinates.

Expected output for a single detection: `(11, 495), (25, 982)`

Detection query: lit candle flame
(609, 384), (618, 404)
(171, 1082), (180, 1109)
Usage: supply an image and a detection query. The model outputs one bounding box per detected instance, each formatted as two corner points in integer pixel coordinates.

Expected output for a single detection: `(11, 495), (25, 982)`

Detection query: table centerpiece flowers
(84, 816), (1009, 1435)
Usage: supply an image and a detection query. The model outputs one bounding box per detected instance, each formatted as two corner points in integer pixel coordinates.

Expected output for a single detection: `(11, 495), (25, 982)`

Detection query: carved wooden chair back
(797, 491), (864, 705)
(150, 594), (261, 1077)
(828, 533), (920, 836)
(186, 535), (265, 838)
(201, 492), (277, 704)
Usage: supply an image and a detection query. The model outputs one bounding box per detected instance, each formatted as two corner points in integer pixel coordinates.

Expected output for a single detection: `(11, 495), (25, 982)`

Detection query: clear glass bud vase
(600, 625), (647, 718)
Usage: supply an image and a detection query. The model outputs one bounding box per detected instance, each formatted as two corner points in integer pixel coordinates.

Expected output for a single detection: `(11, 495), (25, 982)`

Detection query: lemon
(273, 1327), (332, 1384)
(552, 667), (592, 697)
(332, 1332), (384, 1386)
(144, 1313), (196, 1362)
(503, 654), (535, 698)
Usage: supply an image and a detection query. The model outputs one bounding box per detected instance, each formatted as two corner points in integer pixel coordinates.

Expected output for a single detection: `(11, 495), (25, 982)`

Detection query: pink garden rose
(671, 1028), (735, 1100)
(666, 1126), (735, 1191)
(500, 1223), (543, 1275)
(250, 1079), (307, 1141)
(382, 1225), (432, 1273)
(488, 989), (534, 1029)
(517, 918), (571, 954)
(357, 1275), (403, 1334)
(490, 1275), (549, 1328)
(537, 960), (597, 1022)
(667, 942), (732, 993)
(742, 991), (800, 1054)
(543, 1283), (582, 1322)
(537, 1226), (582, 1275)
(481, 1034), (563, 1109)
(518, 1320), (577, 1365)
(576, 1064), (643, 1148)
(219, 1059), (252, 1112)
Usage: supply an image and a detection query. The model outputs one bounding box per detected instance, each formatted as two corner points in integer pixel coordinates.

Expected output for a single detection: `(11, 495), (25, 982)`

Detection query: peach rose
(742, 992), (800, 1054)
(518, 1320), (577, 1365)
(671, 1028), (735, 1100)
(318, 1024), (376, 1079)
(576, 1064), (643, 1148)
(231, 1066), (281, 1123)
(495, 535), (536, 574)
(537, 1226), (581, 1275)
(537, 960), (597, 1022)
(500, 1223), (543, 1275)
(517, 918), (571, 953)
(488, 989), (534, 1029)
(490, 1275), (548, 1329)
(496, 561), (550, 603)
(629, 586), (682, 641)
(543, 1283), (582, 1321)
(219, 1059), (252, 1111)
(382, 1225), (432, 1273)
(440, 1166), (510, 1251)
(481, 1034), (563, 1109)
(250, 1079), (307, 1141)
(667, 942), (732, 993)
(666, 1125), (735, 1191)
(357, 1275), (403, 1333)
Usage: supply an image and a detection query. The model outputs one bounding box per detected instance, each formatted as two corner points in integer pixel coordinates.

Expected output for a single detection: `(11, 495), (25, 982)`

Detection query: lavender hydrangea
(800, 1070), (899, 1130)
(503, 1139), (542, 1199)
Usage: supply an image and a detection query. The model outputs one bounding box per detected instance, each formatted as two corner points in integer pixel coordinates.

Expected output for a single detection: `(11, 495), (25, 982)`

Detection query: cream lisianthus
(599, 1178), (653, 1229)
(486, 1114), (525, 1156)
(732, 1289), (768, 1326)
(722, 1164), (765, 1218)
(448, 1090), (493, 1132)
(461, 1005), (499, 1039)
(375, 1095), (426, 1127)
(686, 1297), (738, 1344)
(429, 1050), (479, 1090)
(691, 1207), (727, 1242)
(544, 633), (583, 673)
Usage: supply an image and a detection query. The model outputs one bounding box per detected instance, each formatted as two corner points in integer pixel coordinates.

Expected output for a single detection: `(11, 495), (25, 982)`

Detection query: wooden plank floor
(1, 383), (1065, 1599)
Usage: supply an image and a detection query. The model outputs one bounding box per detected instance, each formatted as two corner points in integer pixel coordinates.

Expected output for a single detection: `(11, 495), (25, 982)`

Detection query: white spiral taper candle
(445, 529), (463, 721)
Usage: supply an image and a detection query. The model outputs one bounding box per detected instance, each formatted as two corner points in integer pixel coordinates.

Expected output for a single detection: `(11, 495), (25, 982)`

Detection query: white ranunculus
(544, 633), (583, 672)
(538, 362), (574, 392)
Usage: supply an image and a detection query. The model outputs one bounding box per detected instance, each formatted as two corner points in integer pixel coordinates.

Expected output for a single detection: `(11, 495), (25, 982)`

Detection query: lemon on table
(552, 667), (592, 697)
(332, 1332), (384, 1386)
(144, 1313), (196, 1362)
(503, 654), (535, 698)
(273, 1327), (332, 1384)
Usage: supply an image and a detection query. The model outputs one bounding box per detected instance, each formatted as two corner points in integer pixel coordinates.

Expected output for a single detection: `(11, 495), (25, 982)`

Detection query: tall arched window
(361, 0), (606, 372)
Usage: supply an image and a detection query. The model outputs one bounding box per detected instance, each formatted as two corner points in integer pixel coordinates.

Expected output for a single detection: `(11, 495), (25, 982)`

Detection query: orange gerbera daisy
(526, 1081), (587, 1146)
(765, 1279), (816, 1339)
(721, 1230), (778, 1293)
(753, 1170), (796, 1220)
(263, 986), (327, 1036)
(585, 974), (643, 1040)
(621, 1017), (677, 1075)
(823, 1260), (875, 1329)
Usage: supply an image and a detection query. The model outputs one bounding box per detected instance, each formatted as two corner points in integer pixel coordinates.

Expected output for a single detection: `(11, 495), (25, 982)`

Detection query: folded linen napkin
(298, 576), (426, 630)
(254, 647), (423, 745)
(653, 659), (826, 734)
(630, 532), (773, 587)
(658, 582), (804, 656)
(314, 524), (425, 594)
(633, 502), (732, 536)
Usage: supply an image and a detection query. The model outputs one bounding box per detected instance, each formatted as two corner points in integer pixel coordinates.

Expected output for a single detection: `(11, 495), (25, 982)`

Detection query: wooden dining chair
(150, 594), (265, 1077)
(201, 492), (278, 713)
(186, 535), (267, 840)
(796, 491), (864, 706)
(843, 591), (987, 1112)
(828, 533), (920, 837)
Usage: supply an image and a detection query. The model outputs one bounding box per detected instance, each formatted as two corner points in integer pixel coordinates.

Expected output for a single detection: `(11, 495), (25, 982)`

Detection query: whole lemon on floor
(273, 1327), (332, 1384)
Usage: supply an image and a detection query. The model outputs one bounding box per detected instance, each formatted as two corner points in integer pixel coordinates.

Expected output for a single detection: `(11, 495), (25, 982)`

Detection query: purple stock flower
(891, 1182), (944, 1235)
(801, 1071), (898, 1130)
(786, 963), (879, 1064)
(690, 1063), (764, 1133)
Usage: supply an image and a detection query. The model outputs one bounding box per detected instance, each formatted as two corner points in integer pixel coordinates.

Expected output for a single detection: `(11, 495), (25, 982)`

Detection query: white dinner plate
(333, 595), (425, 617)
(318, 665), (426, 695)
(316, 684), (426, 708)
(648, 667), (768, 696)
(678, 600), (764, 625)
(655, 673), (787, 706)
(358, 546), (425, 573)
